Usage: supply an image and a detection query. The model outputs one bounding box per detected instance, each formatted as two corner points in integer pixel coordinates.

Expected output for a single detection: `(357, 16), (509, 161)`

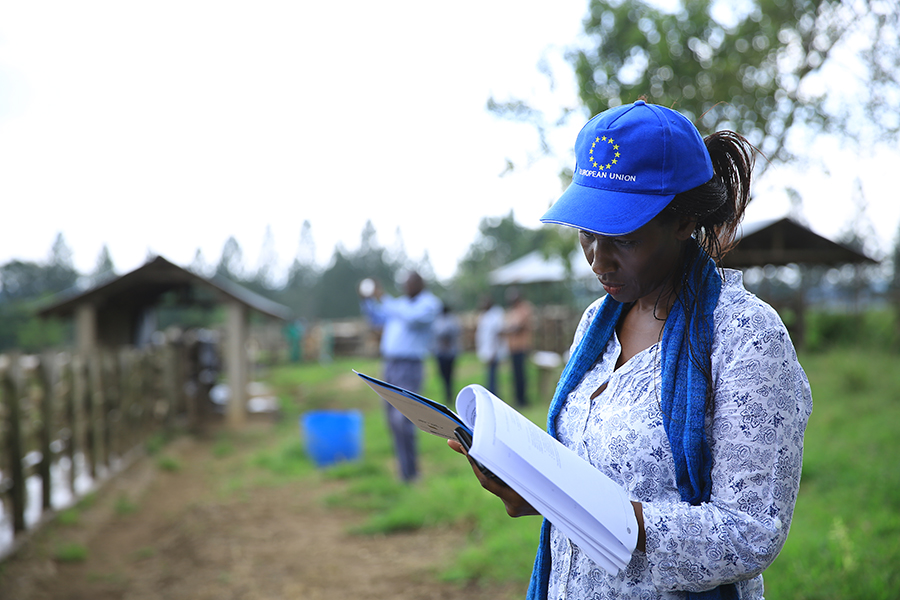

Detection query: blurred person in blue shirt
(360, 271), (441, 482)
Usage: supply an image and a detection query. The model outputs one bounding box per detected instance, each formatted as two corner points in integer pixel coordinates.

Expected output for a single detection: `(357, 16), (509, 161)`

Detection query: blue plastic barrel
(300, 410), (363, 467)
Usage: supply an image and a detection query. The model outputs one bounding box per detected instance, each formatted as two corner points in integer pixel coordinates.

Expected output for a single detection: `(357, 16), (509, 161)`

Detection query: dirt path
(0, 424), (522, 600)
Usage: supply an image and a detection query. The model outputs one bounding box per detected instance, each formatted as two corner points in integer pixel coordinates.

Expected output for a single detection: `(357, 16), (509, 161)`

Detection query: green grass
(145, 432), (169, 456)
(246, 347), (899, 597)
(54, 542), (88, 562)
(56, 507), (81, 526)
(113, 494), (139, 516)
(132, 546), (156, 560)
(762, 348), (900, 599)
(156, 455), (182, 472)
(86, 570), (127, 584)
(249, 354), (551, 585)
(55, 492), (98, 526)
(211, 435), (236, 458)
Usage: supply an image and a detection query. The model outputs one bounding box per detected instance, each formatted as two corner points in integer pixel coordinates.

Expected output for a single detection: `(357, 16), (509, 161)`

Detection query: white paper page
(474, 434), (624, 571)
(460, 388), (626, 569)
(454, 386), (478, 430)
(457, 385), (638, 568)
(484, 443), (631, 571)
(515, 488), (621, 573)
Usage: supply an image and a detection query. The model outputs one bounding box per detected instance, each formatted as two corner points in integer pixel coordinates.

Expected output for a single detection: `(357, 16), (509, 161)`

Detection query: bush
(803, 309), (898, 352)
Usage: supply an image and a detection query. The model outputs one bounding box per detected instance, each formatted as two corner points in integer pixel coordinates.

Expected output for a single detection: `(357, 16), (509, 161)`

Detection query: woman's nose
(586, 242), (613, 276)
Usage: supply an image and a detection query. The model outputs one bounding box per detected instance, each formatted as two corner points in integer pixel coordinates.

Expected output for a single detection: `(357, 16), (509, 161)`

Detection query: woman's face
(579, 216), (694, 306)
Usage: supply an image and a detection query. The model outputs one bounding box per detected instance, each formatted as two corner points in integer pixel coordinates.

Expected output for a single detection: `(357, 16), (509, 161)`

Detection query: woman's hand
(447, 438), (540, 518)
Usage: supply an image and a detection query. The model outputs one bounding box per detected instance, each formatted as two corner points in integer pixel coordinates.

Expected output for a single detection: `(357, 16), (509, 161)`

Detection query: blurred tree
(887, 221), (900, 342)
(215, 236), (244, 283)
(385, 226), (409, 273)
(189, 248), (212, 277)
(89, 244), (117, 287)
(281, 220), (321, 319)
(0, 255), (76, 351)
(492, 0), (900, 170)
(353, 220), (399, 290)
(414, 250), (437, 286)
(252, 225), (279, 291)
(14, 307), (69, 352)
(835, 178), (882, 310)
(314, 247), (368, 319)
(837, 179), (880, 259)
(890, 222), (900, 296)
(0, 260), (49, 300)
(451, 211), (578, 309)
(45, 233), (79, 294)
(356, 220), (389, 275)
(0, 299), (69, 352)
(308, 221), (400, 319)
(295, 219), (317, 273)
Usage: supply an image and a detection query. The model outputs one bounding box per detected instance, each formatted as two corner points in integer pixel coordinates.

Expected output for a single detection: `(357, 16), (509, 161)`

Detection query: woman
(450, 100), (812, 599)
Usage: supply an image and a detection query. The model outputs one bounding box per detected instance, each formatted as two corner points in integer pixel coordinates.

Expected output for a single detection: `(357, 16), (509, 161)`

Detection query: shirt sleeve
(640, 304), (813, 592)
(360, 297), (388, 327)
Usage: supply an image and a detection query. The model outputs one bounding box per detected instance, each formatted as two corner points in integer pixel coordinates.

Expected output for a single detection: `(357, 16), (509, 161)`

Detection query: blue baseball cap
(541, 100), (714, 236)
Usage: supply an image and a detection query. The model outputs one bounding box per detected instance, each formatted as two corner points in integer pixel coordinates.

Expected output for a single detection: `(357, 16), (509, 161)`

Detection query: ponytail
(661, 129), (755, 413)
(663, 130), (755, 264)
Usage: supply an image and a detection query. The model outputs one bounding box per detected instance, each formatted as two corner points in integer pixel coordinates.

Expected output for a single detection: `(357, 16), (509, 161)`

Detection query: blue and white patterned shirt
(549, 269), (812, 599)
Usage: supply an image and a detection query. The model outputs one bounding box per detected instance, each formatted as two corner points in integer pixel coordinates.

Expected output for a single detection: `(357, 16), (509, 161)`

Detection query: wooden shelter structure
(37, 256), (291, 427)
(722, 217), (877, 347)
(722, 217), (877, 269)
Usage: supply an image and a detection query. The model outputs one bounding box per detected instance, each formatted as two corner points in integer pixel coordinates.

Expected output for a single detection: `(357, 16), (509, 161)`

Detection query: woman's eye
(579, 230), (595, 241)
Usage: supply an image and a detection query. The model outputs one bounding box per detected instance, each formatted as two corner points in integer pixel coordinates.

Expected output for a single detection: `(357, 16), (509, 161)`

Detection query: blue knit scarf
(526, 243), (737, 600)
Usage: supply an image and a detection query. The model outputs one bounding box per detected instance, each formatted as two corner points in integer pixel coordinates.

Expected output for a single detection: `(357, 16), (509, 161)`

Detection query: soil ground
(0, 422), (523, 600)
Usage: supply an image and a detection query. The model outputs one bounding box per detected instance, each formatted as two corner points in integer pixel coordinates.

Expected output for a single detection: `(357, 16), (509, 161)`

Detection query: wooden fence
(0, 339), (207, 560)
(0, 307), (581, 560)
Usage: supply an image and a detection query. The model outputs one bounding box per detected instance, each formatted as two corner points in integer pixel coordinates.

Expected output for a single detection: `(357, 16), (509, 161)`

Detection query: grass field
(255, 347), (900, 599)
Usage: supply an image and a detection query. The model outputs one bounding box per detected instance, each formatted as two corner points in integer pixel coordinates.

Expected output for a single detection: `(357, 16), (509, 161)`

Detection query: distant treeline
(9, 218), (894, 355)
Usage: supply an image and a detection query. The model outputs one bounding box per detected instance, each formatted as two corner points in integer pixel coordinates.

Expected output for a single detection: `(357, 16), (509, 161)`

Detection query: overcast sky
(1, 0), (897, 283)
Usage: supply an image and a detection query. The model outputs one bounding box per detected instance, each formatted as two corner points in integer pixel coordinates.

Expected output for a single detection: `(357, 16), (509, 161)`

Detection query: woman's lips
(602, 283), (623, 295)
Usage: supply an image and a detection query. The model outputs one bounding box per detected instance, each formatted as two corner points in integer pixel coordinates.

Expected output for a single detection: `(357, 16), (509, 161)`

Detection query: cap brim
(540, 181), (675, 236)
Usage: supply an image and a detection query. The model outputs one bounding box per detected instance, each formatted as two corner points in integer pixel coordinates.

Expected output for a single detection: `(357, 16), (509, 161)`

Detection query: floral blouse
(548, 270), (813, 599)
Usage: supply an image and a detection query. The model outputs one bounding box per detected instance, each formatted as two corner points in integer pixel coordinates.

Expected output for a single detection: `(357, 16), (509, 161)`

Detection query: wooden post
(162, 341), (178, 429)
(102, 352), (117, 463)
(75, 304), (97, 355)
(117, 349), (130, 451)
(83, 352), (99, 479)
(3, 355), (26, 534)
(139, 350), (155, 440)
(123, 349), (140, 450)
(39, 353), (55, 511)
(71, 353), (90, 482)
(225, 302), (248, 428)
(61, 354), (77, 500)
(174, 340), (189, 425)
(184, 336), (199, 432)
